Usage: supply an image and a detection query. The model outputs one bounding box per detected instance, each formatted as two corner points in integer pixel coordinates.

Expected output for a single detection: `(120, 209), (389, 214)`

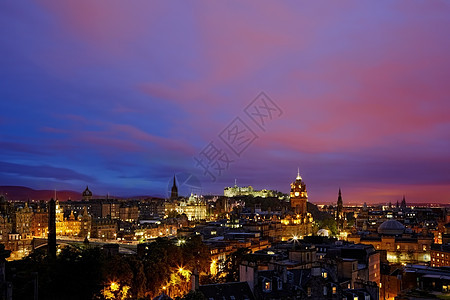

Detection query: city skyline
(1, 2), (450, 204)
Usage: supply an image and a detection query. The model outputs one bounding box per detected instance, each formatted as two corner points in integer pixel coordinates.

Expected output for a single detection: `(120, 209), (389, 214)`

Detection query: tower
(171, 175), (178, 200)
(82, 186), (93, 201)
(400, 195), (406, 209)
(290, 169), (308, 215)
(48, 198), (56, 259)
(336, 188), (344, 231)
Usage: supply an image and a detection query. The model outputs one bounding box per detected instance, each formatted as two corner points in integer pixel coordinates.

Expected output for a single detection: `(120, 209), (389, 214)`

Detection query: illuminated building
(430, 244), (450, 267)
(55, 200), (65, 235)
(62, 211), (81, 237)
(177, 194), (207, 221)
(289, 170), (307, 215)
(91, 218), (117, 240)
(0, 215), (11, 244)
(31, 208), (48, 237)
(347, 219), (433, 264)
(79, 207), (91, 239)
(224, 181), (275, 198)
(12, 203), (33, 238)
(119, 204), (139, 223)
(281, 171), (313, 240)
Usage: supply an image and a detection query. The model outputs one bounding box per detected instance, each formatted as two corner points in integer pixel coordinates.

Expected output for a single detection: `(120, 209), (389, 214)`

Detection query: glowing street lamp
(110, 282), (119, 292)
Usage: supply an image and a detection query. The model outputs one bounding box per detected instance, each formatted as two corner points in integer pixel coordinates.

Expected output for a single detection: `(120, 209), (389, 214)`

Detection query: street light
(110, 282), (119, 292)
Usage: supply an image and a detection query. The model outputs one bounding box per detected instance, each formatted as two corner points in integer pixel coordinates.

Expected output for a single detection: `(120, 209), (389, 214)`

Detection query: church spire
(171, 175), (178, 200)
(296, 168), (302, 180)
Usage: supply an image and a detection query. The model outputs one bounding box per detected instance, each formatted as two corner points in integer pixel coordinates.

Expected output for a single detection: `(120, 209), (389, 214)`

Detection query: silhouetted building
(336, 188), (344, 232)
(400, 195), (406, 209)
(171, 175), (178, 200)
(82, 186), (93, 201)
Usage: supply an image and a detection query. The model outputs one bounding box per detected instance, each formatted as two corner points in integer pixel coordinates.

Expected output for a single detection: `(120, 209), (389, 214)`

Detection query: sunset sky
(1, 1), (449, 203)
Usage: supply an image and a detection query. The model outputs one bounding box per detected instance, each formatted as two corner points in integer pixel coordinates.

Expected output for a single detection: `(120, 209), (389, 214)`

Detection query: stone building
(347, 219), (433, 264)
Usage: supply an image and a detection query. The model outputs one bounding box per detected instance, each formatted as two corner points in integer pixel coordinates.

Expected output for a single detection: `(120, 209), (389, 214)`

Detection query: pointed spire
(337, 188), (343, 206)
(171, 174), (178, 199)
(296, 168), (302, 180)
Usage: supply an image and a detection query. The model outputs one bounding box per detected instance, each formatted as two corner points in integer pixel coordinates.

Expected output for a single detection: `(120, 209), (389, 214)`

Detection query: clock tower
(290, 169), (308, 215)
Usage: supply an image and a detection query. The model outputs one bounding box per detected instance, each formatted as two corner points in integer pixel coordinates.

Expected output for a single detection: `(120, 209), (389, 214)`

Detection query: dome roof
(378, 219), (405, 235)
(317, 229), (329, 237)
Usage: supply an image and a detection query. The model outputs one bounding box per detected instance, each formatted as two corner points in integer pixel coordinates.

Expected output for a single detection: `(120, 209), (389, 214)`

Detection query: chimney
(282, 266), (287, 283)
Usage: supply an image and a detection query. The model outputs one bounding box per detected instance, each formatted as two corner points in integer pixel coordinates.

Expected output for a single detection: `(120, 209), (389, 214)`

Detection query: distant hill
(0, 186), (82, 201)
(0, 186), (165, 202)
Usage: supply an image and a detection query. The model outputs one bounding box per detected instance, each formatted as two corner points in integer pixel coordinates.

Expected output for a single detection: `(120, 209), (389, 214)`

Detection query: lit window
(264, 281), (271, 292)
(332, 286), (337, 294)
(322, 272), (327, 279)
(307, 287), (311, 297)
(397, 245), (400, 250)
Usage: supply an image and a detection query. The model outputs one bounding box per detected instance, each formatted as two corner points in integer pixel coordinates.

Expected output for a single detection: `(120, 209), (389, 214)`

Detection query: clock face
(295, 192), (300, 197)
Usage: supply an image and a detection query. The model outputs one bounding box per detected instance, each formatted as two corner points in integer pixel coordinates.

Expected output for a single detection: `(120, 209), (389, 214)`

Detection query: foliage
(222, 247), (251, 282)
(101, 282), (131, 300)
(6, 235), (213, 299)
(8, 246), (104, 300)
(316, 217), (338, 236)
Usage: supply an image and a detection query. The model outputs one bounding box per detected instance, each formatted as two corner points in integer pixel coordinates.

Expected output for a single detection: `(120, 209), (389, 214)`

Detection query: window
(423, 245), (427, 251)
(264, 281), (271, 292)
(322, 271), (327, 279)
(323, 286), (327, 296)
(332, 286), (337, 294)
(307, 287), (311, 297)
(397, 245), (400, 250)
